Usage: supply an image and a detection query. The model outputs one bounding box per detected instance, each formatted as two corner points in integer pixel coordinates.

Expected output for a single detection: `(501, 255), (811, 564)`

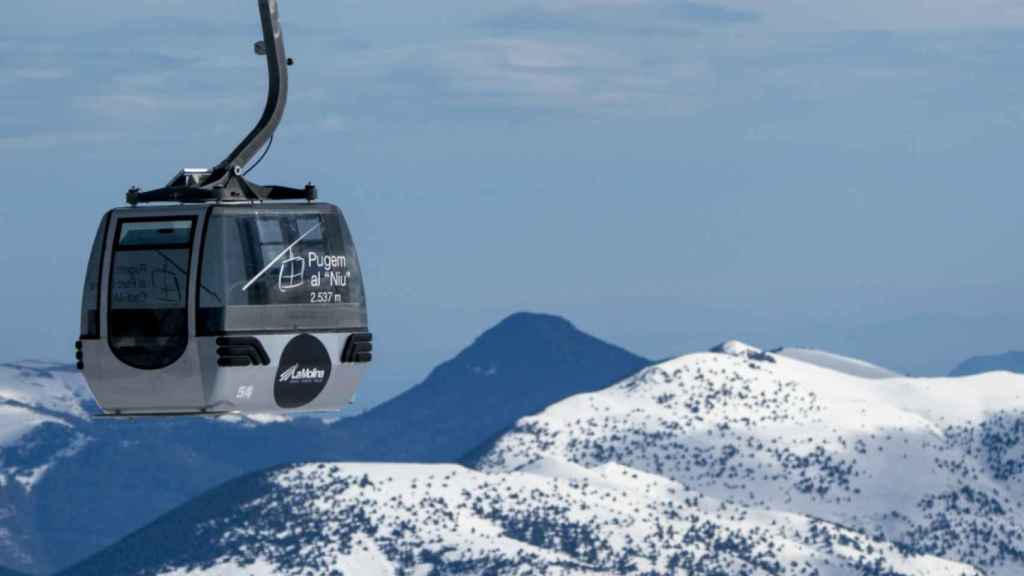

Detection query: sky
(2, 0), (1024, 409)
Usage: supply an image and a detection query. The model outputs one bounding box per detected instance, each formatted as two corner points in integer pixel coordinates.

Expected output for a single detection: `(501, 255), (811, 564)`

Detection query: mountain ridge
(315, 312), (650, 463)
(0, 312), (648, 574)
(65, 341), (1024, 575)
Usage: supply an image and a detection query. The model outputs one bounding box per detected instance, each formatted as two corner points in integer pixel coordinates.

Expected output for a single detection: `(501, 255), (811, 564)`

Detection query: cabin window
(198, 206), (366, 335)
(108, 218), (196, 370)
(80, 213), (109, 339)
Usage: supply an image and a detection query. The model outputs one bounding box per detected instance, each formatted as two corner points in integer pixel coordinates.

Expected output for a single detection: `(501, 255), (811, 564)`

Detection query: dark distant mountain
(318, 312), (651, 463)
(950, 351), (1024, 377)
(0, 313), (649, 575)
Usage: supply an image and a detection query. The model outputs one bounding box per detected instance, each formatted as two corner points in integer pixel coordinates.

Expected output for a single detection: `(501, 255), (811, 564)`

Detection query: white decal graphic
(279, 364), (298, 382)
(278, 364), (326, 384)
(278, 249), (305, 293)
(242, 223), (321, 293)
(236, 385), (254, 400)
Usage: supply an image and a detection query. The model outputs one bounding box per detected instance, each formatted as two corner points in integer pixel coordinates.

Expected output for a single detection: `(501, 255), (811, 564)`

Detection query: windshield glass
(108, 217), (195, 370)
(198, 205), (366, 335)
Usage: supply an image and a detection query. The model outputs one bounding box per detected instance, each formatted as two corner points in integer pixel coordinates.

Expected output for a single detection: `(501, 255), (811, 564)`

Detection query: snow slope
(0, 363), (92, 490)
(481, 343), (1024, 575)
(0, 362), (91, 414)
(68, 460), (978, 576)
(68, 341), (1023, 576)
(0, 362), (298, 574)
(773, 347), (903, 379)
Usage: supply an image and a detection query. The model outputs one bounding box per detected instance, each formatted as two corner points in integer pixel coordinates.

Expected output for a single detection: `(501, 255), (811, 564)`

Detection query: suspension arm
(214, 0), (289, 176)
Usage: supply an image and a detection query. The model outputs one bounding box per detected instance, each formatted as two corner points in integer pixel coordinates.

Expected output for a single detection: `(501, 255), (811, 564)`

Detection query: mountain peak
(709, 340), (775, 363)
(481, 312), (578, 338)
(710, 340), (763, 356)
(458, 312), (615, 366)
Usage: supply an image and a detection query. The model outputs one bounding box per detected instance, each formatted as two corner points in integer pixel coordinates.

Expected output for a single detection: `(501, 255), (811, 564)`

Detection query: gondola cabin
(76, 0), (372, 416)
(78, 203), (370, 416)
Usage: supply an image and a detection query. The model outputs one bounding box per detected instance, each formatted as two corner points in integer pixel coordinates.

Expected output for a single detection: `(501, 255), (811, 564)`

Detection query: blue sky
(2, 0), (1024, 408)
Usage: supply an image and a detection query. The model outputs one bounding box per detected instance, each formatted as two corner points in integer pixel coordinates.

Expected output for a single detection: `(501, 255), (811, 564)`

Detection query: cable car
(75, 0), (371, 416)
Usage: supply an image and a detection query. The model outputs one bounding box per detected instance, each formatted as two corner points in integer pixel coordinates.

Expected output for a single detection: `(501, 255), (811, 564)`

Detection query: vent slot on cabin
(342, 333), (373, 364)
(217, 337), (271, 367)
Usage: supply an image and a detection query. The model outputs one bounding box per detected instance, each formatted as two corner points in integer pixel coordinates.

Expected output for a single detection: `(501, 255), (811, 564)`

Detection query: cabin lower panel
(81, 333), (367, 415)
(80, 339), (205, 413)
(197, 333), (365, 414)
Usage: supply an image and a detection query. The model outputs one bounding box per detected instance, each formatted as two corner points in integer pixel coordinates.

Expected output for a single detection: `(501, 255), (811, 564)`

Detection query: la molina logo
(278, 364), (327, 384)
(274, 334), (332, 409)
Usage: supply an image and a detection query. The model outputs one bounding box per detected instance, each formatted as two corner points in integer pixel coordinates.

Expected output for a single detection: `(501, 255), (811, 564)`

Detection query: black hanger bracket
(127, 0), (310, 205)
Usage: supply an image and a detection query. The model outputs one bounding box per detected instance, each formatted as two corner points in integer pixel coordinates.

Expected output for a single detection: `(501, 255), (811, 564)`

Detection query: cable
(243, 135), (274, 177)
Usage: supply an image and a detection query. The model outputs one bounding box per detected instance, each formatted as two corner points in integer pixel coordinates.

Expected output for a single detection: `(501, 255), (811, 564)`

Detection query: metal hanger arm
(215, 0), (289, 176)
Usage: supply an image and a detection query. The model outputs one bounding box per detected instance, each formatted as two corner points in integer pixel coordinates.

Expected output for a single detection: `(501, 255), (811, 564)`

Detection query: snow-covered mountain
(0, 362), (95, 571)
(0, 361), (308, 575)
(67, 342), (1024, 575)
(0, 313), (647, 575)
(68, 461), (978, 576)
(481, 343), (1024, 575)
(0, 362), (92, 492)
